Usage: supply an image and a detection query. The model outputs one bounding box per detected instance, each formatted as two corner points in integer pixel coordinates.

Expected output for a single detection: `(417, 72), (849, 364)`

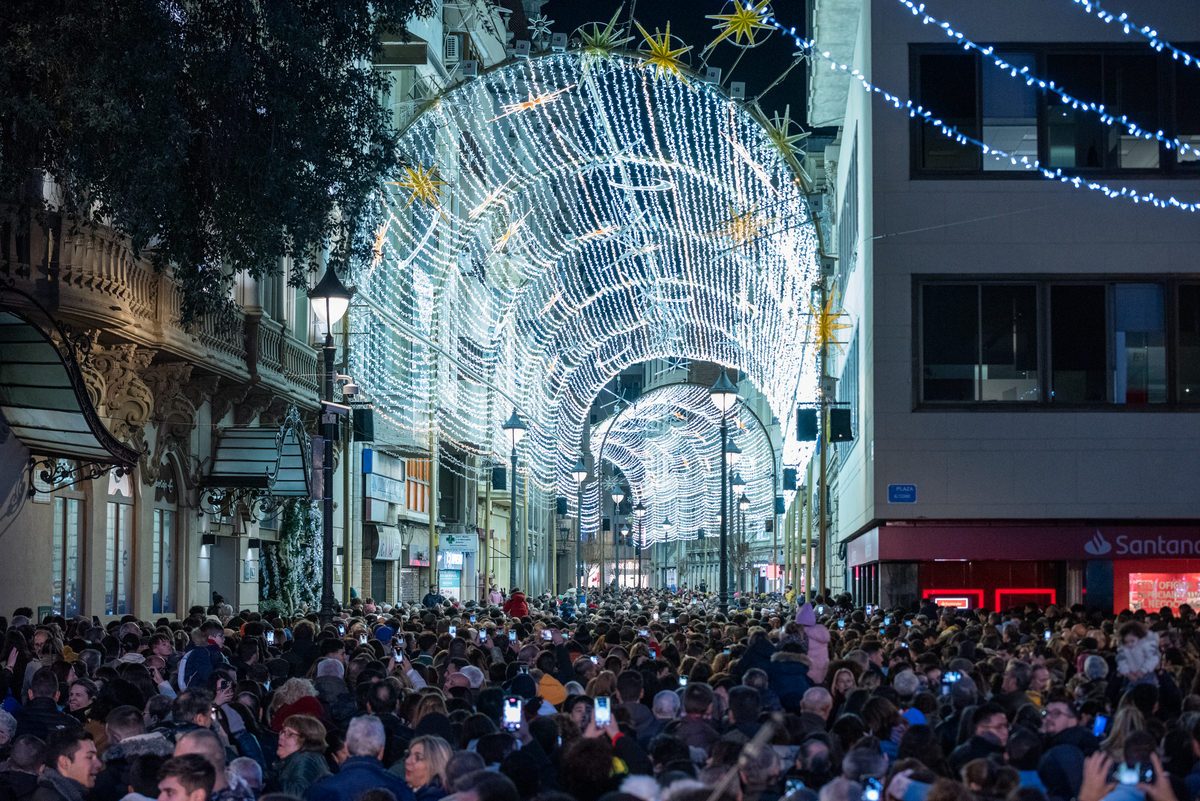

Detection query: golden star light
(705, 0), (774, 51)
(636, 21), (692, 81)
(808, 291), (853, 353)
(765, 105), (810, 162)
(388, 163), (448, 210)
(711, 204), (777, 249)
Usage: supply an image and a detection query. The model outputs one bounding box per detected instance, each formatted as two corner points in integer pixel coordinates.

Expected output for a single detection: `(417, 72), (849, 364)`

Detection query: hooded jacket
(92, 733), (175, 801)
(795, 603), (831, 684)
(503, 593), (529, 618)
(769, 651), (812, 711)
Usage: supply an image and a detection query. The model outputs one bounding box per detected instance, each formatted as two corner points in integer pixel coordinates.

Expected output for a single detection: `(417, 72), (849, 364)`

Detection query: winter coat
(182, 643), (226, 689)
(13, 698), (80, 741)
(503, 593), (529, 618)
(92, 733), (174, 801)
(412, 779), (446, 801)
(283, 641), (320, 678)
(29, 770), (85, 801)
(1116, 632), (1160, 682)
(313, 676), (356, 728)
(731, 637), (775, 684)
(949, 735), (1006, 775)
(0, 771), (39, 801)
(618, 701), (656, 738)
(769, 651), (812, 711)
(271, 750), (331, 798)
(795, 603), (831, 684)
(1046, 726), (1100, 757)
(488, 590), (504, 605)
(304, 757), (415, 801)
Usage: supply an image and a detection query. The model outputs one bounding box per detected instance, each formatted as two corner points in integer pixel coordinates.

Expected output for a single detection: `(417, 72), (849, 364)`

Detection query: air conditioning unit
(444, 34), (461, 65)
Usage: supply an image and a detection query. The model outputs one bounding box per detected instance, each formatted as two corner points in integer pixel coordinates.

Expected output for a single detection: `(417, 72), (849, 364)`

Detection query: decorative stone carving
(234, 386), (275, 426)
(210, 381), (251, 424)
(138, 362), (197, 484)
(182, 371), (222, 413)
(90, 344), (156, 442)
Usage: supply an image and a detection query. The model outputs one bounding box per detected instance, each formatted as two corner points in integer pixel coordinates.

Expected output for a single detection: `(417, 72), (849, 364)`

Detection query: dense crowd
(0, 587), (1196, 801)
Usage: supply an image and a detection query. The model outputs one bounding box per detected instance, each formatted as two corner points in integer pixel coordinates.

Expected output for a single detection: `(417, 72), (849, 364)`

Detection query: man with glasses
(1041, 691), (1100, 756)
(949, 702), (1010, 774)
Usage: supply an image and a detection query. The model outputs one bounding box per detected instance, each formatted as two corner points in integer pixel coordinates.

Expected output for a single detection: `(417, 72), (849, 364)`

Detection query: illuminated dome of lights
(350, 44), (821, 526)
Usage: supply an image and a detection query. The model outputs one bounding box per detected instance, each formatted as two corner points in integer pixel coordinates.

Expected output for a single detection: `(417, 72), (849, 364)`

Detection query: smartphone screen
(542, 630), (552, 640)
(503, 697), (522, 730)
(590, 656), (599, 664)
(471, 616), (476, 623)
(669, 618), (676, 624)
(518, 663), (529, 674)
(884, 617), (891, 625)
(650, 649), (657, 659)
(905, 620), (913, 627)
(508, 631), (516, 642)
(786, 780), (805, 795)
(838, 620), (845, 630)
(594, 696), (611, 726)
(266, 631), (275, 644)
(338, 624), (345, 635)
(863, 778), (882, 801)
(449, 625), (457, 637)
(1092, 715), (1107, 737)
(1044, 630), (1052, 641)
(679, 676), (688, 687)
(653, 613), (659, 621)
(359, 634), (367, 645)
(638, 629), (649, 637)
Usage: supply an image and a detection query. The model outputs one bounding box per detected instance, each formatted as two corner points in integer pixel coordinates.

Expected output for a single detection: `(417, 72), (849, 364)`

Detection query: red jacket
(503, 592), (529, 618)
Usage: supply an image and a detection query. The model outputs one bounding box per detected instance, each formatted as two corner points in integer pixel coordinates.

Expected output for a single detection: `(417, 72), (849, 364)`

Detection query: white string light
(756, 8), (1200, 212)
(1065, 0), (1200, 68)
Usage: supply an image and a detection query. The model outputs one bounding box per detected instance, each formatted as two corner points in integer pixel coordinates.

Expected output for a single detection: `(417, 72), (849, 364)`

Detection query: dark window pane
(982, 52), (1038, 171)
(1105, 55), (1160, 168)
(1176, 64), (1200, 165)
(1180, 285), (1200, 400)
(981, 285), (1039, 401)
(922, 284), (978, 401)
(1113, 284), (1165, 403)
(1046, 54), (1107, 168)
(1051, 284), (1107, 402)
(919, 54), (980, 170)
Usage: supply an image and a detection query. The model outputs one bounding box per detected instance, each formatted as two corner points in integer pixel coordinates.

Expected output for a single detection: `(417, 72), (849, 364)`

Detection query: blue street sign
(888, 484), (917, 503)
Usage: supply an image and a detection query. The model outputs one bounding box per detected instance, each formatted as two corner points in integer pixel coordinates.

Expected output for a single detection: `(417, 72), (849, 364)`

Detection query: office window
(1178, 67), (1200, 166)
(1113, 284), (1166, 404)
(921, 284), (1038, 402)
(982, 52), (1039, 172)
(51, 497), (81, 618)
(1049, 285), (1107, 402)
(152, 510), (175, 615)
(917, 53), (979, 171)
(1179, 285), (1200, 400)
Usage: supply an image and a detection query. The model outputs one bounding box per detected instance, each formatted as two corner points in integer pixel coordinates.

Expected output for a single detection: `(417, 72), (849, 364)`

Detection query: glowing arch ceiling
(350, 49), (821, 520)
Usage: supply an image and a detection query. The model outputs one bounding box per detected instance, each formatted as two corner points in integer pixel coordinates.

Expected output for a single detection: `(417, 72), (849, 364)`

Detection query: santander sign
(1086, 529), (1200, 557)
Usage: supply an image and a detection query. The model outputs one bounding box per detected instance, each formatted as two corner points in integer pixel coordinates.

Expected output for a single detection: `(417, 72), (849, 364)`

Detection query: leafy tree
(0, 0), (433, 324)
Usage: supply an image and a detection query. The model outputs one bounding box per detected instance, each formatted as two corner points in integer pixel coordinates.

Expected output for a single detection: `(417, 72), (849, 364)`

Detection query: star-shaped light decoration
(388, 163), (449, 210)
(581, 6), (633, 63)
(527, 13), (554, 40)
(704, 0), (775, 52)
(807, 290), (853, 353)
(489, 85), (575, 121)
(635, 21), (692, 81)
(710, 203), (777, 249)
(765, 105), (810, 162)
(493, 213), (529, 253)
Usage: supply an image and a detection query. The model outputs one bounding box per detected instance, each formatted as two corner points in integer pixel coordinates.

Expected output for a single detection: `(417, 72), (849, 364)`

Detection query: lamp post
(738, 491), (750, 594)
(307, 267), (352, 629)
(633, 501), (645, 589)
(610, 484), (625, 592)
(732, 472), (746, 595)
(502, 410), (527, 590)
(571, 458), (587, 590)
(710, 368), (738, 614)
(662, 514), (672, 590)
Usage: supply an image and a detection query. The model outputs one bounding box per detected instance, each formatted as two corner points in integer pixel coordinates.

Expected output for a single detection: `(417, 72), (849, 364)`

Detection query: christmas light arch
(350, 45), (822, 525)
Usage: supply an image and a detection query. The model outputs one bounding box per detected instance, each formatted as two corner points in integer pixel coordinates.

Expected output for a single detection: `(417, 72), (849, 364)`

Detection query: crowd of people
(0, 586), (1195, 801)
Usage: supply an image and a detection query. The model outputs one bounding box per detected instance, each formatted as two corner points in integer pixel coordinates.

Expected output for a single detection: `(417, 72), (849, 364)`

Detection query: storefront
(848, 523), (1200, 613)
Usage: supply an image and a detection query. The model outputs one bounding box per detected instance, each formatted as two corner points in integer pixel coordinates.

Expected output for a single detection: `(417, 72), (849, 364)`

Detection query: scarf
(40, 769), (87, 801)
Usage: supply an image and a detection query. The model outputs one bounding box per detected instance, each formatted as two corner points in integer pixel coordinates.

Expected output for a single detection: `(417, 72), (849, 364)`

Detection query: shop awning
(205, 405), (311, 497)
(0, 290), (139, 473)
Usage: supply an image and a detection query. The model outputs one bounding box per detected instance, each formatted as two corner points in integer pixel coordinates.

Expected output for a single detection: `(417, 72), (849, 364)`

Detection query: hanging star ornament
(527, 14), (554, 40)
(635, 21), (692, 81)
(765, 105), (810, 162)
(710, 203), (777, 249)
(704, 0), (775, 52)
(807, 290), (852, 353)
(580, 6), (633, 62)
(388, 163), (449, 210)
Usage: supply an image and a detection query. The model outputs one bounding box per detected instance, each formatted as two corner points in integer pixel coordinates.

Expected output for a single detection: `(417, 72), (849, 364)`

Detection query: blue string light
(1066, 0), (1200, 68)
(894, 0), (1199, 160)
(752, 8), (1200, 212)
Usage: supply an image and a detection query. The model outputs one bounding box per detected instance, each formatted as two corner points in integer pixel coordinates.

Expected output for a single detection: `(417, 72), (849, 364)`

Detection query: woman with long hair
(395, 735), (452, 801)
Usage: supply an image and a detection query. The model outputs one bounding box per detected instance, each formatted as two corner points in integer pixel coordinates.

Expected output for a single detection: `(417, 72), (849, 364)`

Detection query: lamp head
(709, 368), (738, 414)
(731, 472), (747, 492)
(502, 409), (528, 449)
(611, 485), (626, 505)
(570, 458), (588, 483)
(724, 439), (743, 466)
(308, 267), (352, 333)
(738, 493), (750, 512)
(633, 501), (646, 518)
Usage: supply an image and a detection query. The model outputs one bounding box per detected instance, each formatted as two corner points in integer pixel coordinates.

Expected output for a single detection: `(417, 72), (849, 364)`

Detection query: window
(1178, 285), (1200, 400)
(912, 45), (1191, 175)
(105, 502), (133, 615)
(152, 510), (175, 615)
(920, 279), (1174, 406)
(921, 284), (1038, 402)
(407, 459), (430, 514)
(52, 497), (81, 618)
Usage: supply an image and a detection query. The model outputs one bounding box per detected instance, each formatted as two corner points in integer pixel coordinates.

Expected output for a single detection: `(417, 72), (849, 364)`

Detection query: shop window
(52, 497), (81, 618)
(152, 510), (175, 615)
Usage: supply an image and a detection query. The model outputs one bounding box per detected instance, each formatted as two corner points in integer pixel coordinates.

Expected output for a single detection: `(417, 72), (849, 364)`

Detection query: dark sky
(538, 0), (812, 127)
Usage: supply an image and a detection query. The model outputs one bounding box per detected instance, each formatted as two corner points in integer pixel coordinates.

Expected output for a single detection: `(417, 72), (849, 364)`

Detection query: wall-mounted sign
(375, 525), (402, 561)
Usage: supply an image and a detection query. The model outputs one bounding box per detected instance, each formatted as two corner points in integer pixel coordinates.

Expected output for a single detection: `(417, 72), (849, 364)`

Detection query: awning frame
(0, 282), (140, 496)
(200, 404), (313, 520)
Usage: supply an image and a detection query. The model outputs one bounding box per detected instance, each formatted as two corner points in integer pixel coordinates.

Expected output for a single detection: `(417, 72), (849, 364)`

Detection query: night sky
(537, 0), (812, 126)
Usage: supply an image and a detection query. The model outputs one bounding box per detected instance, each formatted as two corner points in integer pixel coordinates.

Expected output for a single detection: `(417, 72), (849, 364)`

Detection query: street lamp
(571, 457), (587, 591)
(502, 410), (527, 590)
(308, 266), (352, 628)
(731, 472), (746, 493)
(710, 368), (737, 614)
(662, 514), (673, 590)
(738, 493), (750, 512)
(611, 485), (625, 591)
(633, 501), (646, 589)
